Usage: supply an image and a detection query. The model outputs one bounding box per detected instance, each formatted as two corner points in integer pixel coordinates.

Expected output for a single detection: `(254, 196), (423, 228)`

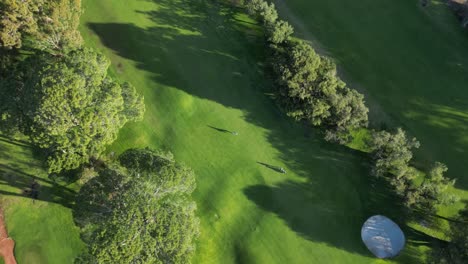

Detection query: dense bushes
(245, 0), (368, 144)
(369, 129), (456, 214)
(272, 41), (369, 143)
(75, 148), (199, 263)
(242, 0), (456, 217)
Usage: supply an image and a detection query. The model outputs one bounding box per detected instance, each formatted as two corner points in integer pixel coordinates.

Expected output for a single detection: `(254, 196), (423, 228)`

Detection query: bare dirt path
(0, 209), (17, 264)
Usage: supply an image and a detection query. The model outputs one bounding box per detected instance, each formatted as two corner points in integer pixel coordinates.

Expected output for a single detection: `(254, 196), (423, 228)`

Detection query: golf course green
(1, 0), (467, 263)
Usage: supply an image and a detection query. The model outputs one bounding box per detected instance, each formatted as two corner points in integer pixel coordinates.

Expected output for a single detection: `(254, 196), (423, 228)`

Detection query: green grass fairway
(0, 134), (84, 264)
(272, 0), (468, 204)
(78, 0), (439, 263)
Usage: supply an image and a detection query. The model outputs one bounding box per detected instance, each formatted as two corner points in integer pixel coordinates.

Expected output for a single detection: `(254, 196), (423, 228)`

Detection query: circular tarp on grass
(361, 215), (405, 258)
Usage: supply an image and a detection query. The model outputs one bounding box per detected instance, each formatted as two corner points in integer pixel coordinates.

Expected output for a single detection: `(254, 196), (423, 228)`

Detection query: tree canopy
(273, 40), (369, 143)
(245, 0), (368, 143)
(18, 48), (144, 173)
(0, 0), (82, 51)
(75, 148), (199, 264)
(369, 128), (420, 178)
(369, 129), (456, 213)
(413, 162), (457, 213)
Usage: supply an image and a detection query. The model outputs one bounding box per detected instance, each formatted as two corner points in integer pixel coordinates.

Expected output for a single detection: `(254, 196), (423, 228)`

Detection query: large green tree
(368, 129), (456, 213)
(369, 129), (420, 205)
(19, 48), (144, 173)
(244, 0), (368, 143)
(369, 128), (420, 178)
(75, 148), (199, 264)
(273, 40), (368, 143)
(0, 0), (82, 51)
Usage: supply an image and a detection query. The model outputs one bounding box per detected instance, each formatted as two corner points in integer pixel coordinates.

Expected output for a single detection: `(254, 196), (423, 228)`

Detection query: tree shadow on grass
(87, 0), (269, 119)
(0, 136), (76, 209)
(87, 0), (437, 261)
(244, 127), (434, 262)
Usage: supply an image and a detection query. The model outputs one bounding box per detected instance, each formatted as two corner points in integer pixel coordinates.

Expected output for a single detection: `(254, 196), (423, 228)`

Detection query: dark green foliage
(369, 129), (456, 213)
(246, 0), (278, 25)
(369, 128), (420, 178)
(75, 148), (199, 264)
(19, 48), (144, 173)
(244, 0), (368, 143)
(430, 206), (468, 264)
(369, 129), (421, 207)
(414, 162), (457, 212)
(245, 0), (293, 45)
(0, 48), (18, 76)
(273, 40), (368, 143)
(0, 48), (22, 132)
(267, 20), (293, 44)
(119, 148), (196, 196)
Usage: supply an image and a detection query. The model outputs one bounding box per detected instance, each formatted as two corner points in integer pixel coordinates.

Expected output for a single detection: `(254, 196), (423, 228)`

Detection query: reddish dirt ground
(0, 209), (16, 264)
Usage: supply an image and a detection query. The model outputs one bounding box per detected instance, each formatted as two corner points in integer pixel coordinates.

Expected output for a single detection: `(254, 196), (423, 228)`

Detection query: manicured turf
(272, 0), (468, 207)
(77, 0), (443, 263)
(0, 134), (84, 264)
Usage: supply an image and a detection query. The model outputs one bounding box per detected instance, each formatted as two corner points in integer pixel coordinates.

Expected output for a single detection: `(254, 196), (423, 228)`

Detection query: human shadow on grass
(87, 0), (440, 260)
(207, 125), (237, 135)
(254, 123), (445, 259)
(257, 162), (285, 173)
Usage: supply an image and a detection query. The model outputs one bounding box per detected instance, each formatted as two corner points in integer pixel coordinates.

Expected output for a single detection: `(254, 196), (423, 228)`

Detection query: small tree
(32, 0), (83, 52)
(245, 0), (278, 25)
(414, 162), (457, 213)
(267, 20), (293, 44)
(368, 128), (422, 208)
(369, 128), (420, 178)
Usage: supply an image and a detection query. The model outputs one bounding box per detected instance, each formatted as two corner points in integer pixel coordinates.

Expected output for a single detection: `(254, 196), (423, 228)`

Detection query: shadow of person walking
(257, 161), (286, 173)
(207, 125), (238, 135)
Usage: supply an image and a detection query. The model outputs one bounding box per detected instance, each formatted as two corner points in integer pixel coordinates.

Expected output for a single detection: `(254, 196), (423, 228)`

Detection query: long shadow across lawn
(270, 0), (468, 190)
(0, 135), (76, 208)
(87, 0), (435, 261)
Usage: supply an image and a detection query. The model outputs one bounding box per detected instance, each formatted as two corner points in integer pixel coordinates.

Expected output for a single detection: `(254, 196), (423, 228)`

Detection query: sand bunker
(0, 209), (17, 264)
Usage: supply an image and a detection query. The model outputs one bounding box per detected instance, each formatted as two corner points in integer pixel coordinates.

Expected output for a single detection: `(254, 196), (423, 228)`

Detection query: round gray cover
(361, 215), (405, 258)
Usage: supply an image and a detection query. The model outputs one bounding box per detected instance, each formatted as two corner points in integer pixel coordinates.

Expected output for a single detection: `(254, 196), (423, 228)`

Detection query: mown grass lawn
(272, 0), (468, 210)
(77, 0), (435, 263)
(0, 134), (84, 264)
